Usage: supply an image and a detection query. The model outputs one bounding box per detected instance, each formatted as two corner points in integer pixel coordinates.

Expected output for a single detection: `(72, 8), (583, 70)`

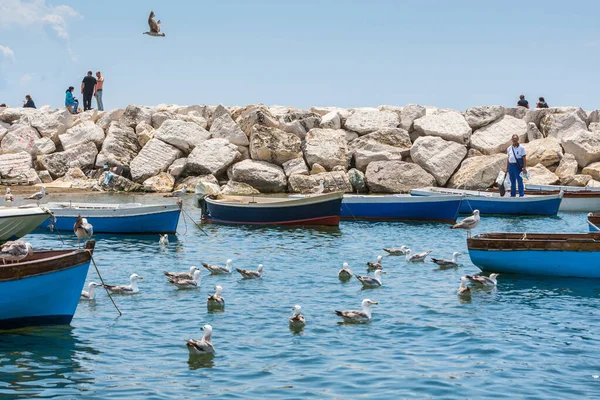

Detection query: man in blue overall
(506, 134), (527, 197)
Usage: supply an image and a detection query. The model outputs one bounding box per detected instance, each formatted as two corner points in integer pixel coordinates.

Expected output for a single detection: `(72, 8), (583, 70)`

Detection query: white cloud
(0, 45), (15, 62)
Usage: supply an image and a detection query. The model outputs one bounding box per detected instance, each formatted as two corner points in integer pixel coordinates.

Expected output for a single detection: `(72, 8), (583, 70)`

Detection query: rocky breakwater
(1, 103), (599, 195)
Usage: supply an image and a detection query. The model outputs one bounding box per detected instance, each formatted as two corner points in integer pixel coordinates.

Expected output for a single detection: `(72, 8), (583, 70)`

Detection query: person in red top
(95, 71), (104, 111)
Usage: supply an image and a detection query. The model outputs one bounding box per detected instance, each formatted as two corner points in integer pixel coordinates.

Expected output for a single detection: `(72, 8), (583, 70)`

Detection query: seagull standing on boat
(451, 209), (480, 237)
(81, 282), (101, 300)
(164, 184), (187, 198)
(143, 11), (166, 37)
(335, 299), (378, 323)
(25, 186), (46, 205)
(457, 276), (471, 297)
(164, 265), (198, 280)
(207, 285), (225, 307)
(431, 252), (462, 268)
(202, 259), (232, 275)
(103, 273), (143, 294)
(159, 234), (169, 246)
(338, 262), (353, 281)
(168, 269), (201, 289)
(383, 246), (408, 255)
(289, 305), (306, 329)
(466, 273), (499, 288)
(236, 264), (263, 279)
(355, 270), (386, 288)
(366, 255), (383, 271)
(0, 241), (33, 264)
(405, 249), (432, 263)
(74, 215), (93, 248)
(4, 188), (14, 206)
(314, 180), (325, 194)
(186, 324), (215, 355)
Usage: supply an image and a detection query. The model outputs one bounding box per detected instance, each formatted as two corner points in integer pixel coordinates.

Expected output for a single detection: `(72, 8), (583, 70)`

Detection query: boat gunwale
(468, 232), (600, 251)
(411, 187), (563, 201)
(204, 192), (344, 208)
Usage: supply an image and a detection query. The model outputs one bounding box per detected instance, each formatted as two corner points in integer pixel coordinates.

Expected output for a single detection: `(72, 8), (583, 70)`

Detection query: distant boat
(410, 187), (562, 216)
(522, 184), (600, 212)
(468, 232), (600, 278)
(0, 206), (51, 241)
(37, 202), (181, 234)
(197, 192), (343, 226)
(589, 213), (600, 232)
(0, 240), (95, 330)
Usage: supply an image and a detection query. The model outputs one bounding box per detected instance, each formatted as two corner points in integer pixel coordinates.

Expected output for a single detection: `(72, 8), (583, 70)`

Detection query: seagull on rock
(74, 215), (93, 248)
(338, 262), (353, 281)
(164, 184), (187, 198)
(314, 180), (325, 194)
(186, 324), (215, 355)
(335, 299), (378, 324)
(103, 273), (143, 294)
(81, 282), (101, 300)
(25, 186), (46, 205)
(0, 241), (33, 264)
(451, 210), (480, 237)
(236, 264), (263, 279)
(168, 269), (201, 289)
(207, 285), (225, 308)
(143, 11), (166, 37)
(366, 255), (383, 271)
(159, 234), (169, 246)
(383, 246), (408, 255)
(164, 266), (198, 280)
(457, 276), (471, 297)
(431, 252), (462, 269)
(355, 270), (386, 288)
(202, 259), (232, 275)
(466, 273), (499, 288)
(289, 305), (306, 329)
(405, 249), (432, 263)
(4, 188), (14, 206)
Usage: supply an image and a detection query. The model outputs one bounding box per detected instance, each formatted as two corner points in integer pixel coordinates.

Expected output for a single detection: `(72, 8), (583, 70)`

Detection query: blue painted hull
(469, 249), (600, 278)
(38, 209), (181, 234)
(340, 196), (461, 223)
(457, 197), (561, 215)
(0, 262), (90, 330)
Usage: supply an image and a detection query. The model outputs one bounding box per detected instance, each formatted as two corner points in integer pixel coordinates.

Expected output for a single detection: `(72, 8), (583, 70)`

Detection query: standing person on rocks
(506, 134), (527, 197)
(65, 86), (79, 114)
(536, 97), (549, 108)
(81, 71), (97, 111)
(94, 71), (104, 111)
(517, 94), (529, 109)
(22, 95), (36, 108)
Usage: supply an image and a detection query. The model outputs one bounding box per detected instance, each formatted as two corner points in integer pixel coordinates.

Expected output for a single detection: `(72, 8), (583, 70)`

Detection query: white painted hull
(557, 197), (600, 212)
(0, 206), (51, 241)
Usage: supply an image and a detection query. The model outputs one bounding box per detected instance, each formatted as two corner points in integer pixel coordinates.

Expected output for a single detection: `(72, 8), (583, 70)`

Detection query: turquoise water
(1, 194), (600, 398)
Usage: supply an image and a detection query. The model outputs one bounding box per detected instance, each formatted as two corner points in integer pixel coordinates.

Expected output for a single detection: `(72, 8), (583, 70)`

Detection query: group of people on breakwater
(517, 94), (549, 109)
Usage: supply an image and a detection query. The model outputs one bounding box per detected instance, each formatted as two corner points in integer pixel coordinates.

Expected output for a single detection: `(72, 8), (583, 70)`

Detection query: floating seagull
(207, 285), (225, 307)
(405, 249), (432, 263)
(383, 246), (408, 255)
(159, 234), (169, 246)
(457, 276), (471, 297)
(164, 265), (198, 280)
(335, 299), (378, 323)
(289, 305), (306, 329)
(236, 264), (263, 279)
(355, 270), (386, 288)
(451, 210), (480, 237)
(143, 11), (166, 37)
(74, 215), (93, 248)
(466, 273), (499, 288)
(202, 259), (232, 275)
(0, 241), (33, 264)
(186, 324), (215, 355)
(103, 273), (143, 294)
(81, 282), (101, 300)
(25, 186), (46, 205)
(314, 180), (325, 194)
(338, 262), (352, 281)
(168, 269), (201, 289)
(4, 188), (14, 206)
(366, 255), (383, 271)
(164, 184), (187, 198)
(431, 252), (462, 268)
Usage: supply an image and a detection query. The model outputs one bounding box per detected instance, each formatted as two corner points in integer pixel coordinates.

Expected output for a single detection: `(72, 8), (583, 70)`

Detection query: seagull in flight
(144, 11), (166, 37)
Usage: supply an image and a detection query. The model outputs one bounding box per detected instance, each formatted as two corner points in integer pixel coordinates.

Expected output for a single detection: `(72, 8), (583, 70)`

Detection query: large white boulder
(220, 181), (260, 195)
(235, 105), (279, 136)
(97, 109), (125, 131)
(249, 125), (302, 166)
(365, 160), (436, 193)
(347, 168), (368, 193)
(34, 137), (56, 155)
(1, 125), (40, 155)
(522, 137), (562, 167)
(527, 164), (559, 185)
(582, 161), (600, 181)
(37, 142), (98, 178)
(120, 105), (153, 128)
(527, 122), (543, 141)
(561, 130), (600, 168)
(99, 122), (141, 169)
(135, 121), (155, 147)
(209, 112), (249, 146)
(319, 111), (342, 129)
(413, 110), (472, 145)
(0, 152), (33, 178)
(282, 158), (309, 177)
(154, 119), (211, 153)
(348, 128), (412, 171)
(505, 107), (528, 119)
(186, 138), (241, 176)
(288, 171), (352, 193)
(142, 172), (175, 193)
(29, 108), (72, 142)
(59, 122), (105, 150)
(167, 158), (187, 179)
(303, 128), (347, 170)
(447, 154), (507, 190)
(227, 159), (287, 193)
(130, 138), (183, 183)
(555, 153), (578, 182)
(400, 104), (426, 131)
(464, 106), (505, 130)
(541, 112), (587, 139)
(0, 121), (9, 142)
(410, 136), (467, 186)
(469, 116), (527, 155)
(344, 109), (399, 135)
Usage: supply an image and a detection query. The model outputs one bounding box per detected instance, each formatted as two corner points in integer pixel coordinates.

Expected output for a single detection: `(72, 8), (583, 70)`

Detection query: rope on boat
(330, 173), (359, 223)
(181, 206), (209, 236)
(88, 252), (122, 316)
(588, 220), (600, 232)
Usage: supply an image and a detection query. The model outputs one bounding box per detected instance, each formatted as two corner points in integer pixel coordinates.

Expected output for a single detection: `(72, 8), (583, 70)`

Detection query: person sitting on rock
(536, 97), (549, 108)
(0, 103), (6, 107)
(517, 94), (529, 109)
(23, 95), (36, 108)
(65, 86), (79, 114)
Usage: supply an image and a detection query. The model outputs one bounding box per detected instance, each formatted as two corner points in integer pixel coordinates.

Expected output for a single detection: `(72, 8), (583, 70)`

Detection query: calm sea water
(1, 193), (600, 399)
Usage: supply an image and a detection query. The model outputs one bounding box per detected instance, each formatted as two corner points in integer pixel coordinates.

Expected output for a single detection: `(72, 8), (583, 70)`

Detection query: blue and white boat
(468, 232), (600, 278)
(0, 241), (95, 330)
(411, 187), (562, 216)
(0, 206), (51, 241)
(340, 194), (462, 223)
(37, 202), (181, 233)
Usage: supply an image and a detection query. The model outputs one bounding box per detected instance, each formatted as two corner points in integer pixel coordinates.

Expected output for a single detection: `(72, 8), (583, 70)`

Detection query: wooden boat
(521, 184), (600, 212)
(467, 232), (600, 278)
(410, 187), (563, 216)
(0, 206), (51, 241)
(0, 241), (95, 330)
(198, 192), (343, 226)
(589, 213), (600, 231)
(37, 202), (181, 233)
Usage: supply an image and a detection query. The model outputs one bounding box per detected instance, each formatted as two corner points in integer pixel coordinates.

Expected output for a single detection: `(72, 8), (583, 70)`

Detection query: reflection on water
(187, 354), (215, 370)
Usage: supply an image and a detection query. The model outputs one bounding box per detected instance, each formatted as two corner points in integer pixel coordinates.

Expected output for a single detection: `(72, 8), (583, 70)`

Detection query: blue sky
(1, 0), (599, 111)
